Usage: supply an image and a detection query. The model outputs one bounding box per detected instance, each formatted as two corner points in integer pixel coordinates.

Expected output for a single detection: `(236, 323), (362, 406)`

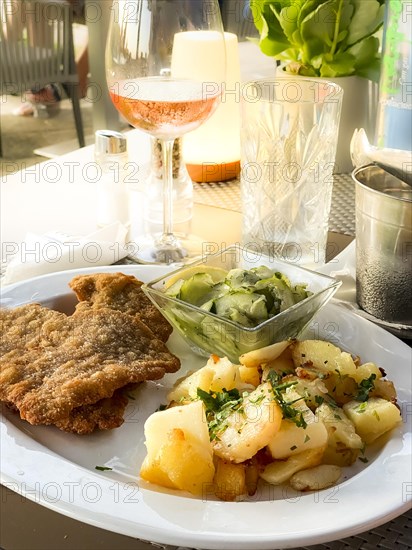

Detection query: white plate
(1, 265), (411, 550)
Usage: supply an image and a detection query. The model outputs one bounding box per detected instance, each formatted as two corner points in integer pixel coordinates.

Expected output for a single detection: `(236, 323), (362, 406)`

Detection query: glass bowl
(142, 245), (341, 362)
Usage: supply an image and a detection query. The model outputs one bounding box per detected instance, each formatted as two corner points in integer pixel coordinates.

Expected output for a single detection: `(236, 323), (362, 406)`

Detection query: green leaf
(276, 0), (312, 42)
(251, 0), (267, 33)
(346, 0), (385, 46)
(299, 0), (328, 27)
(259, 10), (292, 57)
(349, 35), (380, 64)
(319, 51), (356, 77)
(303, 37), (328, 64)
(272, 0), (299, 8)
(277, 49), (300, 63)
(347, 36), (381, 80)
(300, 5), (333, 49)
(251, 0), (384, 78)
(279, 6), (300, 41)
(251, 0), (289, 33)
(355, 58), (381, 82)
(300, 0), (353, 50)
(291, 28), (303, 47)
(337, 29), (348, 42)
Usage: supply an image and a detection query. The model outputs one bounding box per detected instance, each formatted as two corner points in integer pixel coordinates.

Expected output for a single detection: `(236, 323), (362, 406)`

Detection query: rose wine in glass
(106, 1), (226, 264)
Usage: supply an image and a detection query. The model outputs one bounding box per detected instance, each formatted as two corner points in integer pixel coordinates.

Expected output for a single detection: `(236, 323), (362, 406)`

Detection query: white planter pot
(278, 69), (378, 173)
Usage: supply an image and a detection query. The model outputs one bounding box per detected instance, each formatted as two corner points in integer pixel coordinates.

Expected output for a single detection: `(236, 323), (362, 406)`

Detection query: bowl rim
(141, 244), (341, 333)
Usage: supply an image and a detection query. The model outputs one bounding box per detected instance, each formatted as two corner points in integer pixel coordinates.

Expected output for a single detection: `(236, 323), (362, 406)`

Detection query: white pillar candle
(172, 31), (241, 182)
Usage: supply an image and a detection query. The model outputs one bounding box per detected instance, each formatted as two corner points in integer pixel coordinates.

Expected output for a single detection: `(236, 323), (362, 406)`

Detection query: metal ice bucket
(353, 164), (412, 325)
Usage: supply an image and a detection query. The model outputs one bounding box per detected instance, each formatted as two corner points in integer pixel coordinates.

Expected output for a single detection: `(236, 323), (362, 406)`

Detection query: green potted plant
(250, 0), (385, 171)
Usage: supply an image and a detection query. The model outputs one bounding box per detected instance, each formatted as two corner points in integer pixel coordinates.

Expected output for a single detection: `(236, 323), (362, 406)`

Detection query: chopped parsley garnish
(315, 395), (324, 406)
(267, 370), (282, 387)
(355, 374), (376, 402)
(197, 387), (241, 412)
(290, 445), (297, 451)
(358, 457), (369, 463)
(304, 434), (310, 443)
(357, 401), (368, 413)
(324, 394), (339, 409)
(249, 393), (266, 405)
(197, 387), (243, 441)
(156, 403), (167, 412)
(95, 466), (112, 471)
(267, 370), (307, 429)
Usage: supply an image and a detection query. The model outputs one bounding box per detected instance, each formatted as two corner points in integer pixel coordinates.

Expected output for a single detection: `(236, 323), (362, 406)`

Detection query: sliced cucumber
(214, 291), (268, 325)
(180, 273), (215, 306)
(293, 283), (311, 302)
(251, 266), (273, 279)
(164, 279), (185, 297)
(226, 268), (259, 289)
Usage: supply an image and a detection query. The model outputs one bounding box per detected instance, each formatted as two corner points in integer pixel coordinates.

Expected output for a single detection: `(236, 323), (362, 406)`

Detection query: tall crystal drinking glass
(106, 0), (226, 264)
(241, 78), (343, 267)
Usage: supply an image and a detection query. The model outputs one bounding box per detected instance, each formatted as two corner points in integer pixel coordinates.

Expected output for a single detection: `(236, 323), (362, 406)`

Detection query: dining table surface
(1, 125), (411, 550)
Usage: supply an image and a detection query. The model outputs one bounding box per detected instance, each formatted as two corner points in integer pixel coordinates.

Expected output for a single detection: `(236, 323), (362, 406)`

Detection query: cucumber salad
(164, 266), (311, 328)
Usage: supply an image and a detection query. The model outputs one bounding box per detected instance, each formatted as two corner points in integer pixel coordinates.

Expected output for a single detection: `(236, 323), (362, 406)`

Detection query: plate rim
(1, 265), (411, 550)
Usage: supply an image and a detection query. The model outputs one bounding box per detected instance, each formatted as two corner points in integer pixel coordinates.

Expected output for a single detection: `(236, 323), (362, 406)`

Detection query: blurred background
(0, 0), (258, 177)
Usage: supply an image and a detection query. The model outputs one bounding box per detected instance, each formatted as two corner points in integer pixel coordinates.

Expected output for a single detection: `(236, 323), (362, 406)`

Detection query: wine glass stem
(161, 138), (176, 245)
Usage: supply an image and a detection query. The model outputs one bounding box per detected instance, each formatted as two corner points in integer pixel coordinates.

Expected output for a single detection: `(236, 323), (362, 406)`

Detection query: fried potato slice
(289, 464), (341, 491)
(260, 447), (325, 485)
(267, 390), (328, 459)
(316, 403), (363, 466)
(213, 458), (247, 501)
(212, 382), (282, 463)
(240, 340), (291, 368)
(343, 397), (402, 444)
(140, 400), (214, 495)
(141, 428), (215, 496)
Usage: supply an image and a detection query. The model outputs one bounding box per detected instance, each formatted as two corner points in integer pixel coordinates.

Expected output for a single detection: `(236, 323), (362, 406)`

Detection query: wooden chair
(0, 0), (85, 155)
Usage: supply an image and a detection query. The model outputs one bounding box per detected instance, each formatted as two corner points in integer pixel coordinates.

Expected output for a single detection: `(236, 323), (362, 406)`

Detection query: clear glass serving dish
(142, 245), (341, 362)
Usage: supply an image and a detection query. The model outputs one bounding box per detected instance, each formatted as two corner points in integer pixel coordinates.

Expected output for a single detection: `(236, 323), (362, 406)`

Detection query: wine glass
(106, 0), (226, 264)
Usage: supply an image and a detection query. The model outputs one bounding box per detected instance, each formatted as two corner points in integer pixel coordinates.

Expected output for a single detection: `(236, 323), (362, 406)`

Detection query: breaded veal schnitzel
(0, 273), (179, 434)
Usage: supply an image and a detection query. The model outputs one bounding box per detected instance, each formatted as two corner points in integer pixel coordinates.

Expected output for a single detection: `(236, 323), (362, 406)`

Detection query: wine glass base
(126, 233), (205, 265)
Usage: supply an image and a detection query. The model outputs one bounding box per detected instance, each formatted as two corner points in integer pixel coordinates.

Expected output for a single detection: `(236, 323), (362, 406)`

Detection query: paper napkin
(2, 222), (129, 286)
(317, 240), (357, 306)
